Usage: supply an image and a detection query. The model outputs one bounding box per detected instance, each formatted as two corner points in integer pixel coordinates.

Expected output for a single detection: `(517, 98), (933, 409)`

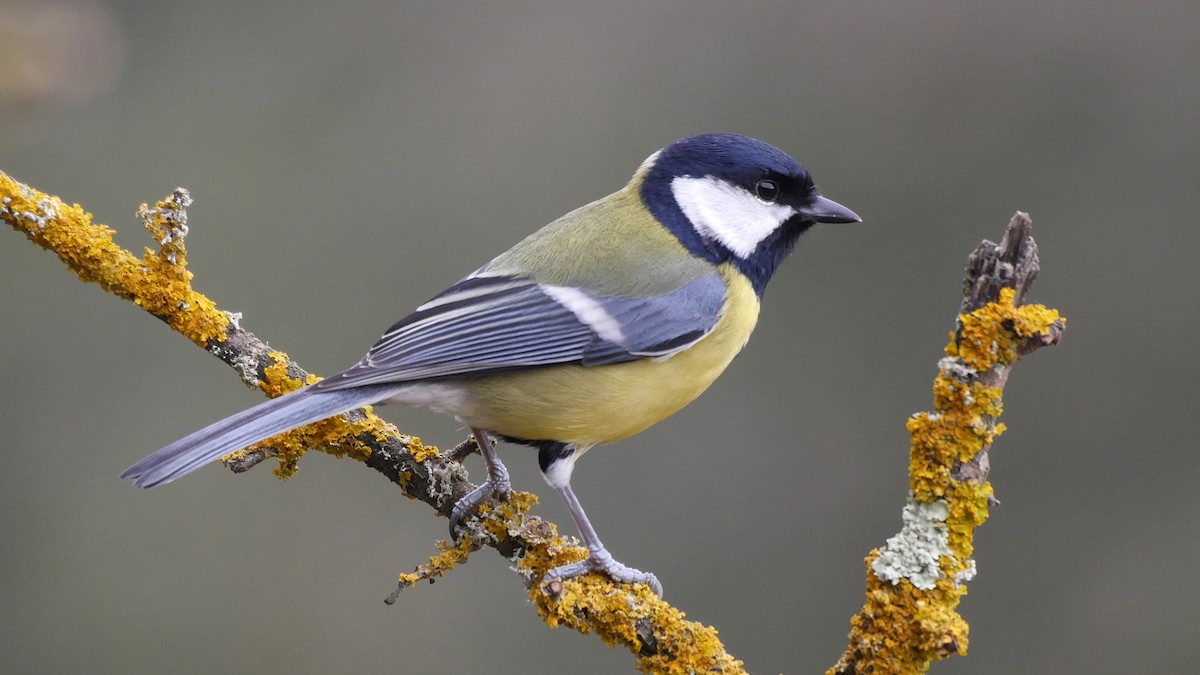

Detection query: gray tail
(121, 384), (400, 488)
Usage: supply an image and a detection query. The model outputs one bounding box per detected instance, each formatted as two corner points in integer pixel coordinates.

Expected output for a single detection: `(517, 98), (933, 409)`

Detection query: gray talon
(543, 546), (663, 597)
(448, 482), (489, 537)
(449, 429), (512, 539)
(448, 479), (511, 537)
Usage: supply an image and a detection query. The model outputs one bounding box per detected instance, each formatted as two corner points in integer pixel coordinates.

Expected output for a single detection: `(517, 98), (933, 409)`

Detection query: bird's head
(637, 133), (860, 295)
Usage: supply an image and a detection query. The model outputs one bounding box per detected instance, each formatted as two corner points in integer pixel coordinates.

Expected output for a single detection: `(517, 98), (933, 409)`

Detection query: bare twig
(446, 435), (484, 463)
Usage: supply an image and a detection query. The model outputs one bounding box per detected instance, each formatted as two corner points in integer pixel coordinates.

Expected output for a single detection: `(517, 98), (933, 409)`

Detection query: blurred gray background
(2, 1), (1196, 673)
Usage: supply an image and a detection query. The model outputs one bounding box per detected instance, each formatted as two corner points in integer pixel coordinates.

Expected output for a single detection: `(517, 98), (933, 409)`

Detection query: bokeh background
(2, 1), (1196, 673)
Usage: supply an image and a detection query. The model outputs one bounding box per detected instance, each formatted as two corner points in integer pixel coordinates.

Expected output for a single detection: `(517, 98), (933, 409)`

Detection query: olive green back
(484, 177), (712, 297)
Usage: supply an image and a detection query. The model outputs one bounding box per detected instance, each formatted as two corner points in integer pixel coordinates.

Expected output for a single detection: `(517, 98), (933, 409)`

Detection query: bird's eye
(755, 179), (780, 203)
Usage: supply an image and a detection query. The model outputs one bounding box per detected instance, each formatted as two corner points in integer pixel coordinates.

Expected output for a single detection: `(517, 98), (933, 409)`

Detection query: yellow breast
(454, 264), (760, 446)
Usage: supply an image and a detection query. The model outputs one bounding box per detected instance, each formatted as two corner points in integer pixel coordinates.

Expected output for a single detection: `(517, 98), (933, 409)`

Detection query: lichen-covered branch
(830, 212), (1065, 674)
(2, 170), (743, 674)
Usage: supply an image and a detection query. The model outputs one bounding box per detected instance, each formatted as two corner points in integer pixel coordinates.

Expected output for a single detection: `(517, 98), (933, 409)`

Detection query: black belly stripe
(501, 436), (578, 474)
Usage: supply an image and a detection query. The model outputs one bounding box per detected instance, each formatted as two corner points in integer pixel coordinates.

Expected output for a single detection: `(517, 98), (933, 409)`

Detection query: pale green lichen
(872, 497), (952, 590)
(427, 459), (471, 508)
(954, 559), (978, 585)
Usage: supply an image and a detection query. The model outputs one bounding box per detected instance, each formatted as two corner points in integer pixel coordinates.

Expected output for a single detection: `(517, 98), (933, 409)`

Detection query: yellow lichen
(947, 287), (1063, 371)
(397, 536), (476, 588)
(407, 438), (441, 463)
(1, 171), (230, 347)
(832, 290), (1063, 674)
(255, 405), (392, 480)
(907, 381), (1004, 501)
(392, 490), (542, 594)
(835, 560), (971, 673)
(474, 490), (540, 544)
(221, 351), (404, 479)
(515, 519), (744, 673)
(1, 171), (432, 482)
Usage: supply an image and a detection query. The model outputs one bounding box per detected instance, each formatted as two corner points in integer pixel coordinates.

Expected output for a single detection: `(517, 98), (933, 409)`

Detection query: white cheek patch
(671, 176), (798, 258)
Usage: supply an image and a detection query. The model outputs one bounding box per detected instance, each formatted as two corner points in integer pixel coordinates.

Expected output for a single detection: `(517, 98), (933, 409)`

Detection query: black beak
(799, 195), (861, 224)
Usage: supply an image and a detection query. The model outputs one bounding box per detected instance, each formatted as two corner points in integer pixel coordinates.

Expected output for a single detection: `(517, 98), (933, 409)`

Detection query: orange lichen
(836, 561), (972, 673)
(2, 171), (229, 347)
(481, 492), (538, 540)
(527, 565), (743, 674)
(907, 381), (1004, 501)
(408, 439), (441, 463)
(389, 492), (537, 595)
(1, 171), (428, 479)
(831, 291), (1063, 674)
(947, 287), (1062, 370)
(397, 536), (476, 588)
(430, 485), (743, 672)
(514, 523), (743, 673)
(209, 351), (402, 479)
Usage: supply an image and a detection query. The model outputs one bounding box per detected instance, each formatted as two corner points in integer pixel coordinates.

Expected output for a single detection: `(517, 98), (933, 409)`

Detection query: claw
(448, 474), (511, 538)
(449, 429), (511, 538)
(539, 471), (662, 596)
(543, 546), (663, 597)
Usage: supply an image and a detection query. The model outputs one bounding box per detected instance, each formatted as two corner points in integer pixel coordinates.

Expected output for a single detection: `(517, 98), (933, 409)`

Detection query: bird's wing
(312, 270), (726, 391)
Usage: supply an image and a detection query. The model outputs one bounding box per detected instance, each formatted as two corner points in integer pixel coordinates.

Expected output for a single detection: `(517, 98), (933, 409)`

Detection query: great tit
(122, 133), (860, 596)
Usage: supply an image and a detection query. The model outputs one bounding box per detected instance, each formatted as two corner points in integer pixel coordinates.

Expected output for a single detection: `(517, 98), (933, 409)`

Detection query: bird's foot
(543, 546), (663, 597)
(448, 463), (512, 538)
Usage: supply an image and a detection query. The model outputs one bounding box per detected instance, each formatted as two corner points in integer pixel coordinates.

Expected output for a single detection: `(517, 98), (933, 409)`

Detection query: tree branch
(2, 170), (744, 674)
(6, 169), (1064, 673)
(830, 212), (1066, 673)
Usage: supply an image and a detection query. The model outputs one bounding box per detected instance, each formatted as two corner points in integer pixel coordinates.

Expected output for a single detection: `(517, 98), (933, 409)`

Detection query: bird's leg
(543, 481), (663, 597)
(448, 429), (512, 537)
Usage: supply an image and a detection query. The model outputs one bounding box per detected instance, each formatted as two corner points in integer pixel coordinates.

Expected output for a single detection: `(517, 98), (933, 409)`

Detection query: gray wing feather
(580, 273), (727, 365)
(314, 271), (726, 391)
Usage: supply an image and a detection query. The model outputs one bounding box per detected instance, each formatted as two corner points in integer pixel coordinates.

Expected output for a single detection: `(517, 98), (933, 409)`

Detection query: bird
(121, 133), (860, 596)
